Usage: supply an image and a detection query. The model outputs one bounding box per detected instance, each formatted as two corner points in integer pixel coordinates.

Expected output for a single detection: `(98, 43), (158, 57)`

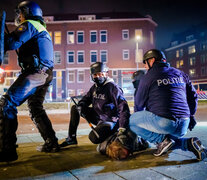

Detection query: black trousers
(69, 105), (119, 144)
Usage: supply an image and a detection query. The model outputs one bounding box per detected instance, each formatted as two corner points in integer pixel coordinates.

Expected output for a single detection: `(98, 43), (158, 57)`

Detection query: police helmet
(132, 70), (145, 82)
(15, 1), (44, 25)
(90, 62), (108, 75)
(143, 49), (166, 64)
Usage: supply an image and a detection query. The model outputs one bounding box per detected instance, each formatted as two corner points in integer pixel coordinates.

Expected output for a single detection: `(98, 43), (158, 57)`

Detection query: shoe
(37, 139), (60, 152)
(60, 137), (77, 148)
(0, 149), (18, 162)
(134, 137), (149, 152)
(153, 137), (174, 157)
(187, 137), (207, 161)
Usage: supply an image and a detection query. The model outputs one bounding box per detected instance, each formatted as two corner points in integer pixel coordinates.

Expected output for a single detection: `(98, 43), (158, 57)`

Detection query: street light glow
(0, 67), (5, 74)
(136, 35), (141, 41)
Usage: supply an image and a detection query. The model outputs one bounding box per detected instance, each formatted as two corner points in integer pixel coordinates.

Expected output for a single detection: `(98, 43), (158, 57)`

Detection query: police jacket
(135, 62), (198, 119)
(5, 20), (54, 69)
(79, 78), (130, 128)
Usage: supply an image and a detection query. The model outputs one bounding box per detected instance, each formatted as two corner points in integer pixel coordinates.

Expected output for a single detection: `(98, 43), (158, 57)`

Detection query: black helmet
(143, 49), (166, 64)
(90, 62), (108, 75)
(15, 1), (44, 25)
(132, 70), (145, 82)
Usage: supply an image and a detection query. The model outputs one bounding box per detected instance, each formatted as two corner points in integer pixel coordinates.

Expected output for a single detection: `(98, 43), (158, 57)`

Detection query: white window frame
(188, 45), (196, 54)
(68, 89), (75, 97)
(100, 50), (108, 63)
(77, 31), (84, 44)
(77, 89), (85, 96)
(122, 29), (129, 40)
(54, 51), (61, 64)
(100, 30), (107, 43)
(90, 50), (98, 63)
(77, 51), (85, 64)
(68, 70), (75, 83)
(77, 70), (85, 83)
(67, 31), (75, 44)
(90, 30), (97, 44)
(122, 49), (129, 60)
(67, 51), (75, 64)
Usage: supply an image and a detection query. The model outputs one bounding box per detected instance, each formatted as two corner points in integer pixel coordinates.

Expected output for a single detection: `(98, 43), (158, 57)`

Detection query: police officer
(129, 49), (207, 160)
(131, 70), (145, 96)
(0, 1), (59, 162)
(60, 62), (130, 147)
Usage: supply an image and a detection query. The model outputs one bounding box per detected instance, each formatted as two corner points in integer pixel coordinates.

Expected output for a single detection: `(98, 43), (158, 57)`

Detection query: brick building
(165, 22), (207, 92)
(1, 12), (157, 101)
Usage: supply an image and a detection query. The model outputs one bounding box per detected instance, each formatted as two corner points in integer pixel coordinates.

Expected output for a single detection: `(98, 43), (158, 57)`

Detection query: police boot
(0, 149), (18, 162)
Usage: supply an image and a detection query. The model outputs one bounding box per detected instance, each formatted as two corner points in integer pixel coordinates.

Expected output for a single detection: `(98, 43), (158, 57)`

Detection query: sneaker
(37, 139), (60, 152)
(153, 137), (174, 157)
(187, 137), (207, 161)
(60, 137), (77, 148)
(0, 149), (18, 162)
(134, 137), (149, 152)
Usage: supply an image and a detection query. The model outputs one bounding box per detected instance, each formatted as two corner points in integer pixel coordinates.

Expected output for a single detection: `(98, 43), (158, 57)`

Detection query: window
(176, 60), (184, 68)
(90, 50), (97, 63)
(77, 31), (84, 44)
(189, 69), (196, 77)
(77, 89), (85, 96)
(188, 45), (196, 54)
(112, 70), (118, 84)
(77, 51), (84, 63)
(201, 67), (207, 76)
(54, 31), (61, 44)
(186, 34), (194, 41)
(56, 71), (62, 99)
(200, 54), (206, 64)
(201, 41), (207, 51)
(54, 51), (61, 64)
(123, 50), (129, 60)
(100, 30), (107, 43)
(176, 49), (183, 58)
(67, 31), (75, 44)
(3, 52), (8, 64)
(100, 50), (108, 63)
(78, 15), (96, 20)
(77, 70), (85, 83)
(90, 31), (97, 43)
(122, 30), (129, 40)
(171, 41), (178, 46)
(67, 51), (75, 64)
(68, 70), (75, 83)
(189, 57), (196, 66)
(68, 89), (75, 97)
(150, 31), (154, 44)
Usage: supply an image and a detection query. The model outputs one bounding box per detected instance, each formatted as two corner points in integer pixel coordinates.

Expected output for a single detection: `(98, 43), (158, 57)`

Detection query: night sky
(1, 0), (207, 49)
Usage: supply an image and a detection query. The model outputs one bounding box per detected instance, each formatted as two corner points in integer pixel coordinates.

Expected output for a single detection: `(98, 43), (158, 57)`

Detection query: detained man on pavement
(129, 49), (207, 161)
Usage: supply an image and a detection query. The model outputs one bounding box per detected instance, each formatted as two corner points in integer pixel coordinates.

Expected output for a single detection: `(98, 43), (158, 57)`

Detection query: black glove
(188, 115), (197, 131)
(77, 104), (87, 117)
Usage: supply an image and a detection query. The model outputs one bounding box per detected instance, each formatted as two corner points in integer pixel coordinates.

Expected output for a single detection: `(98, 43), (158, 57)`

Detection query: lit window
(90, 31), (97, 43)
(135, 29), (142, 42)
(176, 60), (184, 68)
(77, 51), (84, 63)
(150, 31), (154, 44)
(188, 45), (196, 54)
(123, 50), (129, 60)
(77, 31), (84, 44)
(77, 70), (85, 83)
(67, 31), (75, 44)
(54, 51), (61, 64)
(100, 50), (108, 63)
(100, 30), (107, 43)
(122, 30), (129, 40)
(68, 70), (75, 83)
(176, 50), (179, 58)
(67, 51), (75, 64)
(90, 51), (97, 63)
(54, 31), (61, 44)
(189, 57), (196, 66)
(189, 69), (196, 77)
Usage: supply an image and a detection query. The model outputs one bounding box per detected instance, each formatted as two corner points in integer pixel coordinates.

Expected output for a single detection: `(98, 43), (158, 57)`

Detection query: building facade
(1, 12), (157, 101)
(165, 22), (207, 92)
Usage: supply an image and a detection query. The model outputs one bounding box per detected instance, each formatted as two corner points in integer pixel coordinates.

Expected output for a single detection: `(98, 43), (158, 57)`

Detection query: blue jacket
(5, 20), (54, 68)
(135, 62), (198, 119)
(79, 78), (130, 128)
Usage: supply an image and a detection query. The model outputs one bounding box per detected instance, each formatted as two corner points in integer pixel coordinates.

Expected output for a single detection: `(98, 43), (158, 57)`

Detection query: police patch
(17, 25), (27, 32)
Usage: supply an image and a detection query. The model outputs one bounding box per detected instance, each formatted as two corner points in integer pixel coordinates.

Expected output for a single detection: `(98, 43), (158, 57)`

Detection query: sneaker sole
(153, 141), (174, 157)
(191, 138), (207, 161)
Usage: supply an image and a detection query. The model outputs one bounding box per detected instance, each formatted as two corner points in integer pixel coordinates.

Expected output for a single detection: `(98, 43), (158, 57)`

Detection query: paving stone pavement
(0, 124), (207, 180)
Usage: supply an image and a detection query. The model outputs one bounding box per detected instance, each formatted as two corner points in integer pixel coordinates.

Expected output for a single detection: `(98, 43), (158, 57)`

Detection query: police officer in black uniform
(0, 1), (59, 162)
(60, 62), (131, 147)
